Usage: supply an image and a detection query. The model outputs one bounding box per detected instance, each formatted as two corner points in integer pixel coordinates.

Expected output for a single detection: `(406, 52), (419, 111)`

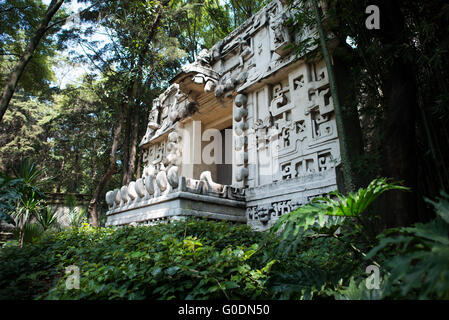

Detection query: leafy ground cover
(1, 179), (448, 300)
(0, 218), (361, 300)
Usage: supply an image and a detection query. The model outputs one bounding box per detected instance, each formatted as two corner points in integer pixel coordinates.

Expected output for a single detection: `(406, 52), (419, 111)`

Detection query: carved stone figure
(237, 36), (252, 67)
(165, 131), (182, 189)
(144, 173), (156, 196)
(128, 181), (138, 202)
(200, 171), (223, 193)
(140, 99), (161, 146)
(180, 48), (219, 95)
(135, 179), (146, 198)
(106, 190), (117, 209)
(120, 186), (129, 205)
(196, 49), (211, 66)
(167, 166), (179, 188)
(270, 13), (283, 43)
(114, 189), (121, 206)
(269, 11), (291, 57)
(156, 169), (168, 194)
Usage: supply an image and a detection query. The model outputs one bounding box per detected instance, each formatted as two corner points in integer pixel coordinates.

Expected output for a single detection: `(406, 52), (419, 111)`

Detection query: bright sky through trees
(42, 0), (108, 88)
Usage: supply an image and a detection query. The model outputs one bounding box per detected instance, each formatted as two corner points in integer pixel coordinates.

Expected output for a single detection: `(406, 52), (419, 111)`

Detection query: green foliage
(63, 194), (87, 227)
(14, 193), (41, 224)
(316, 178), (410, 218)
(0, 219), (277, 300)
(169, 0), (267, 60)
(13, 192), (42, 247)
(13, 159), (45, 198)
(271, 178), (407, 249)
(67, 207), (87, 228)
(0, 174), (22, 225)
(263, 178), (409, 299)
(12, 223), (45, 245)
(0, 159), (45, 226)
(35, 206), (59, 232)
(0, 159), (48, 247)
(0, 0), (70, 96)
(264, 234), (363, 300)
(12, 201), (448, 300)
(0, 217), (363, 300)
(366, 192), (449, 299)
(0, 92), (57, 171)
(332, 277), (384, 300)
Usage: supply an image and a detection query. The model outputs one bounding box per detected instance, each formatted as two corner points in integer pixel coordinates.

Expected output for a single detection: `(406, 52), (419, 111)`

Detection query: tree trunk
(121, 0), (166, 184)
(124, 106), (140, 185)
(381, 59), (418, 228)
(311, 0), (356, 192)
(73, 147), (80, 192)
(121, 106), (131, 185)
(88, 102), (127, 226)
(378, 0), (418, 228)
(124, 56), (146, 185)
(333, 44), (364, 189)
(0, 0), (65, 123)
(57, 157), (65, 193)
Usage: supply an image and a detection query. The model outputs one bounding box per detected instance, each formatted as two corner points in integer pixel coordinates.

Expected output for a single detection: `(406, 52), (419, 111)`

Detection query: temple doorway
(217, 127), (233, 185)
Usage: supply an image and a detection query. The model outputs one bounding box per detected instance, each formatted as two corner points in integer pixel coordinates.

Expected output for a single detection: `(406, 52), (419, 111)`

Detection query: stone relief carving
(246, 199), (300, 224)
(269, 9), (291, 57)
(237, 36), (253, 67)
(244, 57), (340, 228)
(166, 131), (182, 189)
(140, 84), (191, 148)
(252, 113), (274, 151)
(214, 72), (248, 98)
(234, 93), (249, 183)
(140, 99), (161, 146)
(200, 171), (223, 193)
(107, 1), (341, 230)
(270, 83), (289, 111)
(180, 48), (219, 94)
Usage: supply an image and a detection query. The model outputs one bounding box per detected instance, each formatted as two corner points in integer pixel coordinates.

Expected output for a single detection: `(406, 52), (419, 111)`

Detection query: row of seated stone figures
(105, 169), (178, 210)
(105, 130), (234, 211)
(105, 170), (235, 211)
(106, 131), (181, 210)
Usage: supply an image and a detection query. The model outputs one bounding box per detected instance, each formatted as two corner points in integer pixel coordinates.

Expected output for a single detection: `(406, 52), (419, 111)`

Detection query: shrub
(364, 191), (449, 299)
(1, 159), (47, 247)
(0, 174), (22, 226)
(0, 217), (364, 300)
(3, 178), (427, 300)
(0, 219), (277, 300)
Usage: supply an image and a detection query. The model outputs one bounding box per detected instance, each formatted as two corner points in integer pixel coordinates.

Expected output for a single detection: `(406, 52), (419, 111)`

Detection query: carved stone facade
(105, 0), (341, 230)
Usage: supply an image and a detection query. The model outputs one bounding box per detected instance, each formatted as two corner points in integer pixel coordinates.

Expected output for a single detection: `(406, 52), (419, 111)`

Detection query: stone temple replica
(105, 0), (341, 230)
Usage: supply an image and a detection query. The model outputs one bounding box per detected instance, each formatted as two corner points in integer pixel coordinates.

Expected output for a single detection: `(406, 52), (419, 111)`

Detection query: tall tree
(0, 93), (55, 172)
(0, 0), (66, 123)
(81, 0), (185, 225)
(311, 0), (357, 193)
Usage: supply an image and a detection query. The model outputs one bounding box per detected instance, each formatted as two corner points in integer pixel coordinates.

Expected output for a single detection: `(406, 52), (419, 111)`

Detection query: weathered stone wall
(45, 193), (89, 227)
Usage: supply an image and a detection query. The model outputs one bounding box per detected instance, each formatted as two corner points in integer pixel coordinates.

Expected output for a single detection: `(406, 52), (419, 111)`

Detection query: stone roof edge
(208, 1), (278, 57)
(169, 0), (279, 84)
